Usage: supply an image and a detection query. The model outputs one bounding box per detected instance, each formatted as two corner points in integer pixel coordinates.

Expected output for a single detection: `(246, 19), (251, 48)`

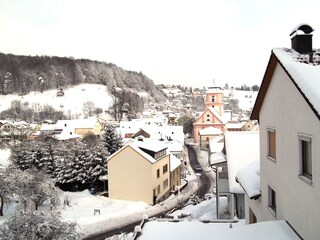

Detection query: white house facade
(246, 24), (320, 239)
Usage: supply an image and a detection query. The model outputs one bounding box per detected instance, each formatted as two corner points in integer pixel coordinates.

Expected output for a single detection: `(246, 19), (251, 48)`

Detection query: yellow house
(169, 154), (182, 192)
(54, 118), (104, 139)
(74, 118), (104, 136)
(107, 142), (172, 205)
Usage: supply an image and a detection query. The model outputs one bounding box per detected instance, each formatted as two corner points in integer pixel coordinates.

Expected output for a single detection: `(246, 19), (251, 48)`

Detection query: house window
(163, 179), (168, 190)
(268, 186), (276, 216)
(298, 134), (312, 182)
(267, 128), (276, 160)
(163, 164), (168, 174)
(157, 185), (160, 194)
(157, 169), (160, 178)
(211, 96), (215, 102)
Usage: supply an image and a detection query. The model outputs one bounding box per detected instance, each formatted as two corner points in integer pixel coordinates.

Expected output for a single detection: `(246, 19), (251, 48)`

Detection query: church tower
(205, 87), (224, 113)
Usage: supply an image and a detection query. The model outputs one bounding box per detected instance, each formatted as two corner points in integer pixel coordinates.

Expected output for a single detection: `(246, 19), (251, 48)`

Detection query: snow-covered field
(224, 89), (258, 111)
(0, 84), (113, 118)
(0, 85), (257, 117)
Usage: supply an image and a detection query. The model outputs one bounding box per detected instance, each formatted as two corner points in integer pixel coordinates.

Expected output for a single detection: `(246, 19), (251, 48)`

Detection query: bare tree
(0, 211), (81, 240)
(6, 168), (59, 211)
(83, 101), (95, 118)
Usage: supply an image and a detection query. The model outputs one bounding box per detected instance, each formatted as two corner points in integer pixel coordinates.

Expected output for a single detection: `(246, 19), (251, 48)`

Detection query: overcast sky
(1, 0), (320, 88)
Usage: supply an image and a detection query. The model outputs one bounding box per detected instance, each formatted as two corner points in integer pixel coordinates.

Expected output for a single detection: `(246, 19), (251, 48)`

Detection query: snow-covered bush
(0, 211), (81, 240)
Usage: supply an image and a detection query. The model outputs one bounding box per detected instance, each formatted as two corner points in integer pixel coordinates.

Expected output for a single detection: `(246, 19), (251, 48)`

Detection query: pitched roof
(194, 107), (226, 126)
(199, 126), (223, 136)
(55, 118), (100, 129)
(236, 161), (261, 199)
(206, 87), (223, 94)
(107, 143), (157, 164)
(136, 138), (167, 153)
(209, 136), (224, 153)
(170, 154), (181, 172)
(251, 48), (320, 121)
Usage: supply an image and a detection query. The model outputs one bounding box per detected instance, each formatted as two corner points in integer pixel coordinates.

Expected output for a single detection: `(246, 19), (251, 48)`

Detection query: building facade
(245, 24), (320, 239)
(107, 143), (172, 205)
(193, 87), (225, 143)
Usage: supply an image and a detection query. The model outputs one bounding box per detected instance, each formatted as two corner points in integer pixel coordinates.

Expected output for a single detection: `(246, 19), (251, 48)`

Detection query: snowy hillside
(224, 89), (258, 111)
(0, 84), (114, 118)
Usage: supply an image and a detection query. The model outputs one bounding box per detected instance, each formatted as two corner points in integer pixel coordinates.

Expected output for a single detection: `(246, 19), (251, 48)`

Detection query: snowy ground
(0, 84), (113, 118)
(0, 144), (200, 238)
(0, 144), (300, 240)
(0, 149), (11, 167)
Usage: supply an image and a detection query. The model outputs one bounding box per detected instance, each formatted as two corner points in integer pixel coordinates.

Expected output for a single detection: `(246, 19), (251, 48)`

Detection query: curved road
(187, 145), (213, 199)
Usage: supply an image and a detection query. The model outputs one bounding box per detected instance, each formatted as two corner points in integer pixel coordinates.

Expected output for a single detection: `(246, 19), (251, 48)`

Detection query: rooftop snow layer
(236, 161), (260, 199)
(273, 48), (320, 117)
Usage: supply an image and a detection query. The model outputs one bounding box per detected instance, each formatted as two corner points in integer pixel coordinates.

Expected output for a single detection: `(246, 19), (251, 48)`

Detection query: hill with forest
(0, 52), (166, 102)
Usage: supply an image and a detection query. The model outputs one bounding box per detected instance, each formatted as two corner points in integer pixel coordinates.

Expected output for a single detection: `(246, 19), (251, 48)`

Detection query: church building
(193, 86), (226, 143)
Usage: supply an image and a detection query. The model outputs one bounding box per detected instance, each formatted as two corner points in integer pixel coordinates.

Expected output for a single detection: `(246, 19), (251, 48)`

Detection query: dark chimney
(290, 24), (314, 54)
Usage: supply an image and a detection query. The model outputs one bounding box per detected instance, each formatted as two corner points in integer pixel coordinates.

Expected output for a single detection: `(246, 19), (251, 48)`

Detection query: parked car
(195, 164), (202, 172)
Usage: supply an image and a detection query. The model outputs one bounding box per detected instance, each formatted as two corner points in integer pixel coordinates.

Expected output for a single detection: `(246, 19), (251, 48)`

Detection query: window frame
(298, 133), (313, 184)
(267, 127), (276, 161)
(267, 185), (276, 217)
(163, 164), (168, 174)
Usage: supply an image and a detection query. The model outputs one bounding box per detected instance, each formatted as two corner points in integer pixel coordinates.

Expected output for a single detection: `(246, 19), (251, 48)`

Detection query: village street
(83, 143), (213, 239)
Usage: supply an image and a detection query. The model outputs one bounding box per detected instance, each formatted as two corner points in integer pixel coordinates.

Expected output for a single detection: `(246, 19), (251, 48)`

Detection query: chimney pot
(290, 24), (314, 54)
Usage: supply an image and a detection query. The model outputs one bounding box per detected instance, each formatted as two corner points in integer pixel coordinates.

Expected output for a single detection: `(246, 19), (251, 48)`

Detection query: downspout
(216, 167), (219, 219)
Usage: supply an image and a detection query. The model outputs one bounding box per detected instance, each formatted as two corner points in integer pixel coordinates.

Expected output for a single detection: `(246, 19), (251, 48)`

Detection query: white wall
(259, 63), (320, 239)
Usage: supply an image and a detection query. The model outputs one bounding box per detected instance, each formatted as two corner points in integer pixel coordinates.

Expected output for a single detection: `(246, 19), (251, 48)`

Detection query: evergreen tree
(10, 142), (35, 171)
(86, 142), (108, 188)
(103, 124), (123, 154)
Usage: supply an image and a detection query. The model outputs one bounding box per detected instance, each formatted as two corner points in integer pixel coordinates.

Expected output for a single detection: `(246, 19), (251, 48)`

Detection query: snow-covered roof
(225, 122), (245, 129)
(136, 139), (167, 153)
(40, 123), (56, 131)
(252, 48), (320, 120)
(199, 126), (222, 136)
(206, 87), (223, 94)
(55, 118), (99, 129)
(117, 122), (184, 143)
(170, 154), (181, 172)
(273, 48), (320, 117)
(209, 136), (224, 153)
(208, 107), (226, 124)
(108, 143), (157, 164)
(210, 152), (227, 165)
(165, 140), (183, 153)
(236, 161), (261, 199)
(225, 131), (260, 194)
(139, 220), (300, 240)
(52, 132), (81, 141)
